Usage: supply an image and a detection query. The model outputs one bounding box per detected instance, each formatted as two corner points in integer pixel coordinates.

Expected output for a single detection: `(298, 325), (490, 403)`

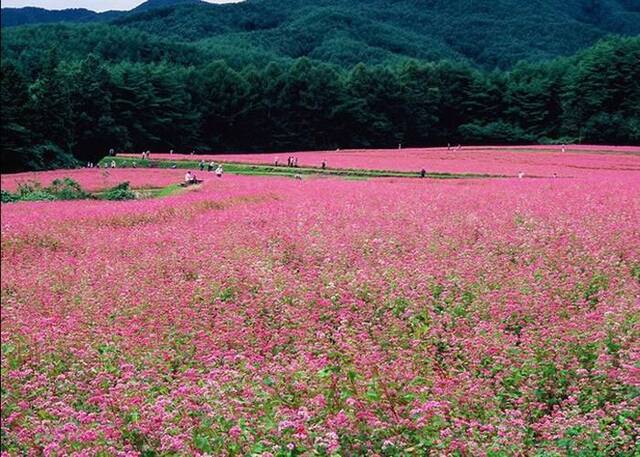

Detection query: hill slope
(2, 0), (639, 68)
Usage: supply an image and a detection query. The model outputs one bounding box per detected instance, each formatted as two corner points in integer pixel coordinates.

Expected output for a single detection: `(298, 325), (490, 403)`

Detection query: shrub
(103, 182), (136, 201)
(19, 190), (57, 201)
(1, 189), (17, 203)
(4, 178), (90, 202)
(47, 178), (91, 200)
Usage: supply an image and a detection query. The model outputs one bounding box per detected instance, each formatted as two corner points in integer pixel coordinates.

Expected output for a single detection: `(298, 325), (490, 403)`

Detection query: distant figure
(185, 171), (193, 183)
(109, 148), (115, 156)
(287, 157), (292, 167)
(208, 161), (214, 172)
(321, 160), (327, 170)
(146, 150), (151, 159)
(110, 160), (116, 168)
(170, 149), (174, 155)
(447, 143), (451, 150)
(274, 157), (279, 166)
(190, 150), (195, 156)
(132, 161), (137, 168)
(199, 160), (205, 171)
(398, 143), (402, 150)
(518, 171), (524, 179)
(553, 172), (558, 179)
(215, 165), (223, 178)
(561, 144), (566, 153)
(293, 157), (298, 167)
(420, 168), (426, 178)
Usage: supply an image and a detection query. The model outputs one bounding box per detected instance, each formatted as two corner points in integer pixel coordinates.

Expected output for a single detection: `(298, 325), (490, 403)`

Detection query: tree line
(1, 36), (638, 172)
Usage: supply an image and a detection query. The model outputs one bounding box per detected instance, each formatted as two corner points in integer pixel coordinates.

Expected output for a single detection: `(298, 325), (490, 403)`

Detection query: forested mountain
(2, 0), (640, 68)
(1, 1), (639, 172)
(0, 7), (109, 27)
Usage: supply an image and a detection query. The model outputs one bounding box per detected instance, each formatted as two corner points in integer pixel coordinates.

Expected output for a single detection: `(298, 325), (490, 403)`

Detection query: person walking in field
(321, 160), (327, 170)
(199, 160), (205, 172)
(207, 161), (214, 172)
(216, 165), (224, 178)
(185, 171), (193, 184)
(420, 168), (426, 178)
(518, 171), (524, 179)
(110, 160), (116, 168)
(274, 157), (279, 166)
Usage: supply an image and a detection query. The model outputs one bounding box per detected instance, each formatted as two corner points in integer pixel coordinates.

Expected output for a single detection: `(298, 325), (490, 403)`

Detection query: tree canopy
(1, 35), (638, 172)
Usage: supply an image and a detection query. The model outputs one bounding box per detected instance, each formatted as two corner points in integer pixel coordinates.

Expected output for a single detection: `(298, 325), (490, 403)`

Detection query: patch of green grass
(149, 184), (184, 198)
(101, 156), (504, 180)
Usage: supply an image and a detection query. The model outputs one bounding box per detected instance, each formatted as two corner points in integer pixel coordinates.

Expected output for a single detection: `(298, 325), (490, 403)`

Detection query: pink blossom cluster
(1, 169), (186, 193)
(121, 144), (640, 178)
(1, 166), (639, 455)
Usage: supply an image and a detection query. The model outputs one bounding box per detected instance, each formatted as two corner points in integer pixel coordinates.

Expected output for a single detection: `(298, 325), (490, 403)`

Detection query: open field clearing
(1, 149), (640, 456)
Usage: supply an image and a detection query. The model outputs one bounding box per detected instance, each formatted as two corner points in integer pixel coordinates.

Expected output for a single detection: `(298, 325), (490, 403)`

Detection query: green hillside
(1, 1), (639, 172)
(2, 0), (640, 68)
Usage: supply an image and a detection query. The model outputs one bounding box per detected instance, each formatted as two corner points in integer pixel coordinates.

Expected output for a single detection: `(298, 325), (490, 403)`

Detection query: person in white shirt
(185, 171), (193, 183)
(518, 171), (524, 179)
(216, 165), (223, 178)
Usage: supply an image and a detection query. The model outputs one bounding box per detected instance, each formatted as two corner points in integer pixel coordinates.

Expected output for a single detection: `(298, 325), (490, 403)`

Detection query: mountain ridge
(2, 0), (639, 68)
(0, 0), (204, 27)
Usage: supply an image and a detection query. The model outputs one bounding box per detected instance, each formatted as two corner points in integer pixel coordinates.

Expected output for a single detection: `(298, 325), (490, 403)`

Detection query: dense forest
(1, 0), (639, 171)
(3, 0), (640, 69)
(2, 35), (639, 172)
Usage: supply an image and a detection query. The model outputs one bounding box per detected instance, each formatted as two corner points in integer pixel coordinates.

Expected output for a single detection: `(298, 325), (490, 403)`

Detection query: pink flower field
(1, 169), (186, 193)
(1, 159), (640, 455)
(121, 144), (640, 178)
